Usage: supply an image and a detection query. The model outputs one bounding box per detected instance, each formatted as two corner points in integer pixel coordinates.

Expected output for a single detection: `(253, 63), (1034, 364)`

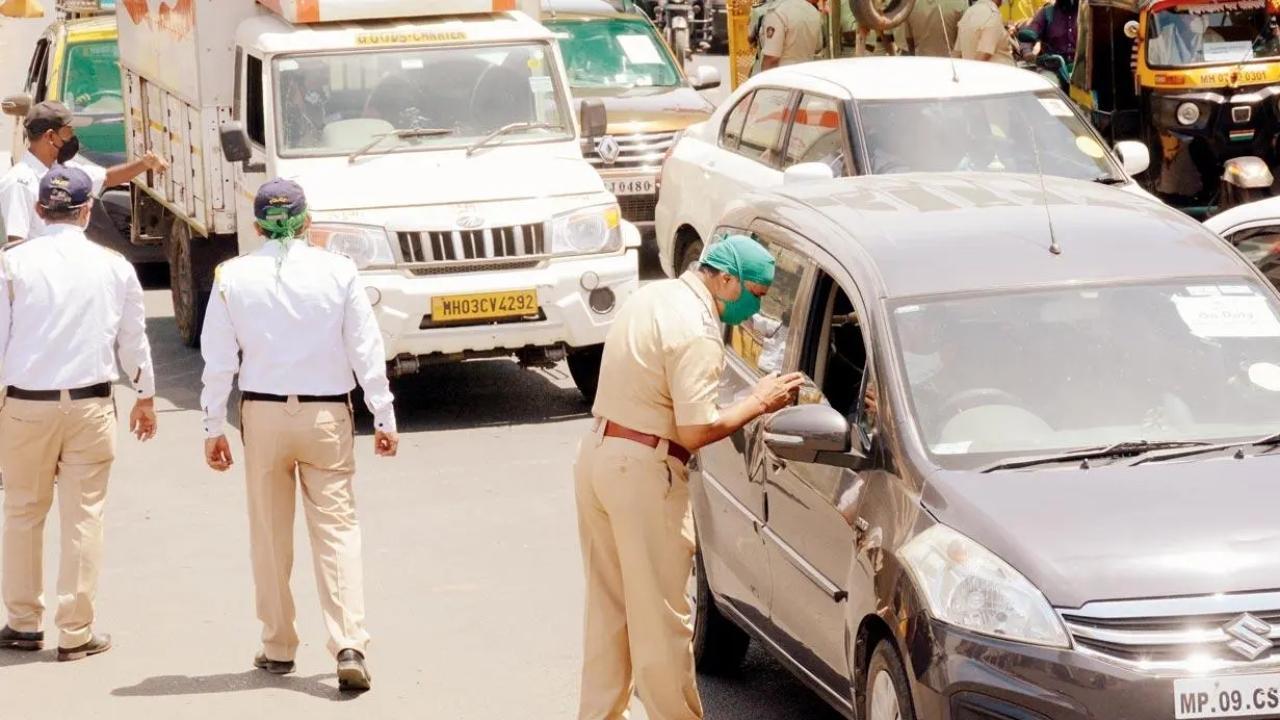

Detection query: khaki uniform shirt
(592, 272), (725, 441)
(760, 0), (824, 66)
(907, 0), (967, 57)
(957, 0), (1016, 65)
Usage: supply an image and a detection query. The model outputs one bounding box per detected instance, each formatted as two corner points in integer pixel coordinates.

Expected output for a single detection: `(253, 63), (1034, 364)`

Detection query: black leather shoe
(0, 626), (43, 651)
(336, 649), (371, 692)
(57, 633), (111, 662)
(253, 652), (296, 675)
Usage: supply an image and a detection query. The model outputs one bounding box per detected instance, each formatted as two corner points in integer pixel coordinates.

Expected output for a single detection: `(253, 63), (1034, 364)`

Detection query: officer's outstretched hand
(205, 435), (234, 471)
(375, 430), (399, 458)
(751, 371), (807, 414)
(130, 399), (157, 442)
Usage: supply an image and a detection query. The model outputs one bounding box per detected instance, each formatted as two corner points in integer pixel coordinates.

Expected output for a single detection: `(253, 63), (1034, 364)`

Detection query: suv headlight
(900, 524), (1070, 648)
(550, 204), (622, 256)
(308, 223), (395, 269)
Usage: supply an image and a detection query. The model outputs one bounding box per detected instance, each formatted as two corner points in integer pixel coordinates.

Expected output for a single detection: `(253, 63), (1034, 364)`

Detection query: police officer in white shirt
(0, 101), (167, 244)
(0, 165), (157, 661)
(199, 178), (398, 693)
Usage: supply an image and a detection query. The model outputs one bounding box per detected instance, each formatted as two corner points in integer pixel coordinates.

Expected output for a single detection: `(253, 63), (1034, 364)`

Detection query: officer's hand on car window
(205, 435), (234, 471)
(374, 430), (399, 458)
(130, 398), (157, 442)
(751, 371), (807, 414)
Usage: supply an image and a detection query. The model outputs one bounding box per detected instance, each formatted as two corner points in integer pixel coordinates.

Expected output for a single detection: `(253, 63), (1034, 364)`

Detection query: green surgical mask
(718, 274), (760, 326)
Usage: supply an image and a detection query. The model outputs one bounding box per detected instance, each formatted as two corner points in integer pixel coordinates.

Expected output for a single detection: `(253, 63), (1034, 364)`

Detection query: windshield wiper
(1133, 430), (1280, 467)
(465, 122), (554, 157)
(1091, 175), (1127, 186)
(979, 440), (1213, 473)
(347, 127), (455, 164)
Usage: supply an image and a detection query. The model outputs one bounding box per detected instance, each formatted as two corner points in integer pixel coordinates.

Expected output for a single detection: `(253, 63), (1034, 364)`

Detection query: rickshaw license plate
(606, 176), (655, 196)
(432, 289), (539, 323)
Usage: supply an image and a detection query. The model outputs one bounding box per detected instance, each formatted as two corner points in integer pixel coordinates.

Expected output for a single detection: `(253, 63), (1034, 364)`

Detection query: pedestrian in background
(0, 101), (165, 244)
(906, 0), (967, 57)
(756, 0), (824, 72)
(957, 0), (1017, 64)
(0, 165), (157, 661)
(575, 235), (805, 720)
(199, 178), (398, 693)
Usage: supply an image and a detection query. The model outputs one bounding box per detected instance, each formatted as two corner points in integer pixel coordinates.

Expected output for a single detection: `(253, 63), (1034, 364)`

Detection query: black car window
(802, 270), (876, 441)
(725, 240), (807, 375)
(720, 90), (754, 151)
(736, 87), (793, 166)
(1228, 225), (1280, 290)
(783, 93), (847, 176)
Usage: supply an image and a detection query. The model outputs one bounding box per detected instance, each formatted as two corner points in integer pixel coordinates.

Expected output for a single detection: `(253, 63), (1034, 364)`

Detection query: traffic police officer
(756, 0), (824, 72)
(199, 178), (398, 693)
(576, 235), (805, 720)
(0, 101), (166, 244)
(0, 165), (157, 661)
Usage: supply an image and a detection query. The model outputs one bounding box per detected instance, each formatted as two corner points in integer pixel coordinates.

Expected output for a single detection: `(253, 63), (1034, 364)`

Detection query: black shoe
(336, 649), (371, 692)
(57, 633), (111, 662)
(253, 652), (296, 675)
(0, 626), (43, 651)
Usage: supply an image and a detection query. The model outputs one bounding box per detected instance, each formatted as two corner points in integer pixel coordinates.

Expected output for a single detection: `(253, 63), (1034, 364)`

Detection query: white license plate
(606, 176), (655, 197)
(1175, 674), (1280, 718)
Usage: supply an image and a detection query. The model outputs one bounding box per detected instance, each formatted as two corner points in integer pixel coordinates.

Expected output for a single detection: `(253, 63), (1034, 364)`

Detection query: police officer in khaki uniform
(957, 0), (1017, 65)
(0, 165), (157, 661)
(576, 235), (805, 720)
(200, 179), (398, 693)
(757, 0), (824, 72)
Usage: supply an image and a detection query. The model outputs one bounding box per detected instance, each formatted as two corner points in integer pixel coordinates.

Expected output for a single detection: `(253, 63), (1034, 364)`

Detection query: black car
(690, 172), (1280, 719)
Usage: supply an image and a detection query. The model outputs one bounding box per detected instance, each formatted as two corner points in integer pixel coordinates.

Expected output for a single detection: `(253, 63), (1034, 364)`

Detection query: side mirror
(1124, 20), (1140, 40)
(219, 121), (265, 172)
(691, 65), (721, 91)
(1114, 140), (1150, 176)
(1, 93), (32, 118)
(579, 98), (608, 141)
(784, 162), (835, 185)
(1223, 156), (1275, 190)
(763, 404), (857, 465)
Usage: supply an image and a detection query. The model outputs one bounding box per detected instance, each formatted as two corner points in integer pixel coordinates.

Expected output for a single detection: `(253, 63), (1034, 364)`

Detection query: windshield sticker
(1203, 41), (1255, 63)
(617, 34), (663, 64)
(1220, 285), (1256, 295)
(529, 76), (553, 94)
(401, 58), (424, 70)
(1039, 98), (1074, 117)
(895, 304), (922, 315)
(1250, 362), (1280, 391)
(1173, 295), (1280, 338)
(932, 441), (972, 455)
(1186, 285), (1221, 297)
(277, 59), (300, 72)
(1075, 136), (1105, 159)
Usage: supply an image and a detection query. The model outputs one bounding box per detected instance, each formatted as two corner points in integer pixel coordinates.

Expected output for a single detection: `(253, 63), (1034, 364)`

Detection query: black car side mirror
(219, 121), (265, 173)
(763, 404), (866, 469)
(579, 98), (608, 141)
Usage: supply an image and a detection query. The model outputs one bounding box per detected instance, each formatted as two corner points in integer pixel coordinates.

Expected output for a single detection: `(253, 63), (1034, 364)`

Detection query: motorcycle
(655, 0), (696, 63)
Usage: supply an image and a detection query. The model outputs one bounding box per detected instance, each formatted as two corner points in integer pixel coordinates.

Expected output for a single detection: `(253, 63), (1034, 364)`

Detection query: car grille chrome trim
(582, 131), (679, 170)
(395, 223), (546, 265)
(1059, 592), (1280, 674)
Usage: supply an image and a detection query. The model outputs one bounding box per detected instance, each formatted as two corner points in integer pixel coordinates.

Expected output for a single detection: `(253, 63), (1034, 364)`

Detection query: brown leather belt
(603, 421), (692, 465)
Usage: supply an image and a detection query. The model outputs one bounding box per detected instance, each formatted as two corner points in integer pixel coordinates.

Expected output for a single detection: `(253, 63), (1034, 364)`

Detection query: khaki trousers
(241, 399), (368, 661)
(0, 395), (116, 649)
(574, 420), (703, 720)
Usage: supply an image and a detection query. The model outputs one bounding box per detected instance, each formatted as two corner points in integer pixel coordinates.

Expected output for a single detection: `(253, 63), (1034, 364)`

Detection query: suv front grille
(396, 224), (546, 265)
(1061, 593), (1280, 670)
(619, 195), (657, 224)
(582, 131), (679, 170)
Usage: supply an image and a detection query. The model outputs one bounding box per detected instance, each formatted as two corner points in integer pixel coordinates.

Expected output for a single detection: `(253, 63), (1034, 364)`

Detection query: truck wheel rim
(870, 670), (901, 720)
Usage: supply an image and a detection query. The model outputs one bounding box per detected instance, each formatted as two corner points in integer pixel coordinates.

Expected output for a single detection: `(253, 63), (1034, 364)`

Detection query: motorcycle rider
(1019, 0), (1079, 67)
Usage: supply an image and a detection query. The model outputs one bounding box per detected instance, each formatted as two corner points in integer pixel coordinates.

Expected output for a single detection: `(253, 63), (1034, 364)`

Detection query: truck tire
(167, 220), (234, 348)
(691, 544), (750, 674)
(852, 0), (916, 32)
(567, 344), (604, 404)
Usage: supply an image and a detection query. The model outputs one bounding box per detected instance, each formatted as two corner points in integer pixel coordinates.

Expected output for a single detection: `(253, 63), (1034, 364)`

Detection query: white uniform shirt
(0, 223), (155, 396)
(0, 151), (107, 241)
(199, 239), (397, 437)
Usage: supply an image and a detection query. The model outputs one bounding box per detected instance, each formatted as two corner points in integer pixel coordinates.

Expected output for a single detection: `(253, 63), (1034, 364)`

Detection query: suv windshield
(273, 43), (570, 157)
(63, 39), (124, 157)
(546, 17), (682, 92)
(857, 90), (1121, 182)
(891, 279), (1280, 469)
(1147, 1), (1280, 67)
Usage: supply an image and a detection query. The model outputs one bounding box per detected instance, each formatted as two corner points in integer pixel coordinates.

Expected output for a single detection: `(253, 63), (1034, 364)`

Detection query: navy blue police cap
(38, 165), (93, 211)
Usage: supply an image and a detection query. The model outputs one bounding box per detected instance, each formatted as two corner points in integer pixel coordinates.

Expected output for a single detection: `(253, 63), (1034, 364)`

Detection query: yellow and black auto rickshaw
(1070, 0), (1280, 213)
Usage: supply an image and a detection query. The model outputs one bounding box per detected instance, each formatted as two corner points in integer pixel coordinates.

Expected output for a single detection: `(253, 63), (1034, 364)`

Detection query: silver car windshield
(891, 279), (1280, 469)
(273, 43), (571, 157)
(857, 91), (1120, 182)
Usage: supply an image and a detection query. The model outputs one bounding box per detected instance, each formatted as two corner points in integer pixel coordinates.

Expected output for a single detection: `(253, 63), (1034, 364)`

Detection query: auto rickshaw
(726, 0), (914, 87)
(1069, 0), (1280, 214)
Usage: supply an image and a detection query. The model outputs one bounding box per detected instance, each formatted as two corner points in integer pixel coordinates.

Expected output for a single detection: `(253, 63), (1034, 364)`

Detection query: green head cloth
(702, 234), (776, 287)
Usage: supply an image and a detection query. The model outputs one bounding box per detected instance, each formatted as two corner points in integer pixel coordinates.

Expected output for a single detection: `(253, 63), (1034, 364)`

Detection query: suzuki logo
(1224, 613), (1273, 661)
(596, 135), (621, 165)
(456, 215), (484, 230)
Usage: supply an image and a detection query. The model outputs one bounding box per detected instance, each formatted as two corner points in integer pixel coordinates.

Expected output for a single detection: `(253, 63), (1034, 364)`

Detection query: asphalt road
(0, 280), (842, 720)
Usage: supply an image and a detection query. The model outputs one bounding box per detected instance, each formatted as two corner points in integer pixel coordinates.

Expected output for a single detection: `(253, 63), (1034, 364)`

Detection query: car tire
(691, 544), (750, 674)
(567, 344), (604, 404)
(678, 238), (704, 276)
(862, 639), (917, 720)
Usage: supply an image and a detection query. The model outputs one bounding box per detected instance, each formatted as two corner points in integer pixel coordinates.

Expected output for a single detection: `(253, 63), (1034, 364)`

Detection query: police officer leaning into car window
(199, 178), (398, 693)
(0, 165), (157, 661)
(576, 235), (805, 720)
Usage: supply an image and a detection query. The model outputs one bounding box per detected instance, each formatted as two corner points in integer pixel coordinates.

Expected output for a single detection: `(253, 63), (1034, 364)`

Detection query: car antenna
(939, 5), (959, 83)
(1028, 123), (1062, 255)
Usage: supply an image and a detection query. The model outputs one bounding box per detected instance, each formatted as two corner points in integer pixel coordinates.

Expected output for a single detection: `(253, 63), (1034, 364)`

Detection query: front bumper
(911, 619), (1280, 719)
(361, 249), (639, 361)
